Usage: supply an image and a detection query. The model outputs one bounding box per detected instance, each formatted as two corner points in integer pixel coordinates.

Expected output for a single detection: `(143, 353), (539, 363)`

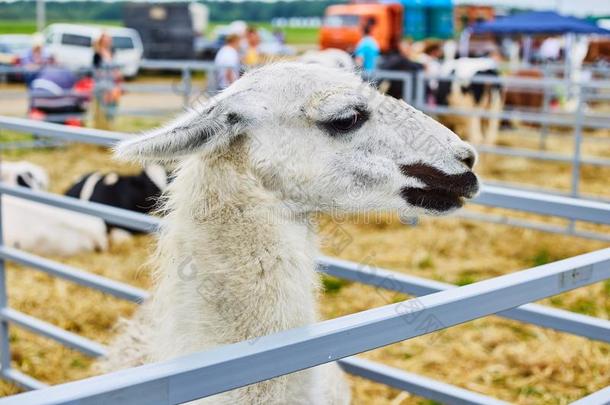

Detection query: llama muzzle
(399, 163), (479, 212)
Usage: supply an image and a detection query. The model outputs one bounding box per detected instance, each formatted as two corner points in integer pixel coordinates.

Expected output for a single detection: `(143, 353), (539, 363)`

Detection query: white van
(44, 24), (143, 78)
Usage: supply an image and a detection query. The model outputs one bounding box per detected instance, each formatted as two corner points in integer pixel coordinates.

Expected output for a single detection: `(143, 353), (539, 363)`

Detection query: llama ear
(114, 97), (255, 162)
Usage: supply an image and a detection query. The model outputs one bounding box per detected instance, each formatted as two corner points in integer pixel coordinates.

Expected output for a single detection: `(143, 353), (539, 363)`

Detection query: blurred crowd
(213, 24), (286, 90)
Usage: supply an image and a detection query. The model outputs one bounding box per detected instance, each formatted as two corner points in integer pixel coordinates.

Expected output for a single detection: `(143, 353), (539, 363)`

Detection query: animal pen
(0, 115), (608, 404)
(0, 62), (609, 404)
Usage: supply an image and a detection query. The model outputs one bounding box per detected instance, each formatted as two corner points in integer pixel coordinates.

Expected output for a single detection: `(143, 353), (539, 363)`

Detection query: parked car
(43, 24), (143, 78)
(0, 34), (32, 81)
(0, 34), (32, 65)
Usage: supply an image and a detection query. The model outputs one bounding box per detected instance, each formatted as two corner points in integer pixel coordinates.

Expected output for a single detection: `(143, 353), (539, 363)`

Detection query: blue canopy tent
(470, 11), (610, 36)
(459, 11), (610, 69)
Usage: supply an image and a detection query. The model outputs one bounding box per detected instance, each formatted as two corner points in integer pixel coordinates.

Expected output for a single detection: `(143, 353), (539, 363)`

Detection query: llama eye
(323, 111), (368, 135)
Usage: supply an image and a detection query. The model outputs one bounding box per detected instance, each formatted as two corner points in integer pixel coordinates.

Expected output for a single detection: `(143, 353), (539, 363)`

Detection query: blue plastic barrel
(402, 0), (427, 40)
(426, 0), (454, 39)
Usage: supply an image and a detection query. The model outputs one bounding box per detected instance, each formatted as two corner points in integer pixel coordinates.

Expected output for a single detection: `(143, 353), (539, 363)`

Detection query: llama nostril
(461, 155), (475, 170)
(458, 150), (476, 170)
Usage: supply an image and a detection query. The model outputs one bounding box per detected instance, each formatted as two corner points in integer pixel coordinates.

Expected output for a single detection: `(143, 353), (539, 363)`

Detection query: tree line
(0, 0), (344, 23)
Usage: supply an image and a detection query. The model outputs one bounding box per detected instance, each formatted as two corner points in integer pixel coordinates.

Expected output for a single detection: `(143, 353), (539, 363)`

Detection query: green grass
(0, 20), (319, 45)
(0, 21), (39, 34)
(321, 275), (350, 294)
(0, 130), (33, 143)
(0, 20), (121, 34)
(531, 249), (552, 267)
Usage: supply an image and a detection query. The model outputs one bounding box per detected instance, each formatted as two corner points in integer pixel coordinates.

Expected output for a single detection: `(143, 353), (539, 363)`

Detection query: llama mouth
(399, 163), (479, 212)
(400, 187), (467, 212)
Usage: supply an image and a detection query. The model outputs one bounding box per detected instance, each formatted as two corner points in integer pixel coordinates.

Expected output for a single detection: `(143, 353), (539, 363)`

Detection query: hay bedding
(0, 122), (608, 403)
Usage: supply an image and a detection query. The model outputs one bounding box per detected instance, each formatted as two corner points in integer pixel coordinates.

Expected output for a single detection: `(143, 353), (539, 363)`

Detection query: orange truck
(319, 3), (403, 53)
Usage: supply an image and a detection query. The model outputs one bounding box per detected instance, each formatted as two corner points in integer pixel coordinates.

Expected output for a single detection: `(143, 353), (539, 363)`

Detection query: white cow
(436, 57), (503, 145)
(0, 161), (108, 256)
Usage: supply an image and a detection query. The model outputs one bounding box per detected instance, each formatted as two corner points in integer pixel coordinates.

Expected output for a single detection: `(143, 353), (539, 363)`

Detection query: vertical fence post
(415, 71), (425, 109)
(539, 65), (552, 150)
(181, 67), (192, 108)
(0, 189), (11, 375)
(206, 66), (218, 96)
(571, 84), (585, 198)
(567, 82), (586, 233)
(402, 73), (413, 105)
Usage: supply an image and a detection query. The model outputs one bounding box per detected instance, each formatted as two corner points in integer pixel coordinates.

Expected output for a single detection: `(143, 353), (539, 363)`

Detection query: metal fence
(0, 117), (608, 404)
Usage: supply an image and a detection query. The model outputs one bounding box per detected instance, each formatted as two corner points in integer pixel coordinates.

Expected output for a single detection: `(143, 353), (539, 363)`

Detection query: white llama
(100, 62), (479, 404)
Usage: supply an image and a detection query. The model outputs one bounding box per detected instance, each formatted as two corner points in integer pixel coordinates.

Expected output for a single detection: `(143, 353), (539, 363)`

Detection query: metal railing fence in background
(409, 70), (610, 205)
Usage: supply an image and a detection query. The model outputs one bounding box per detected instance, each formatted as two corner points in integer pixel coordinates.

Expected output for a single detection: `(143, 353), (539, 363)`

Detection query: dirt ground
(0, 90), (608, 404)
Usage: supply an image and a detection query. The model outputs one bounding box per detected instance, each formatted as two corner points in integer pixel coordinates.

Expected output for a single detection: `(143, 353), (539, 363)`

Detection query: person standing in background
(92, 32), (122, 129)
(354, 23), (380, 75)
(93, 32), (113, 68)
(273, 28), (285, 45)
(243, 26), (261, 67)
(21, 33), (52, 68)
(21, 33), (53, 86)
(214, 34), (241, 91)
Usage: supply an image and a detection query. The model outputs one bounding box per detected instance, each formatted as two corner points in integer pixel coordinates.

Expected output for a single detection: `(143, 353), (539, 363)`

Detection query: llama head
(116, 62), (478, 216)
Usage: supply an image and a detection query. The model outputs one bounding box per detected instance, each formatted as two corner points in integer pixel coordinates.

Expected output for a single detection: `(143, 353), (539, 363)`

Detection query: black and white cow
(435, 57), (503, 145)
(65, 164), (168, 234)
(377, 52), (424, 101)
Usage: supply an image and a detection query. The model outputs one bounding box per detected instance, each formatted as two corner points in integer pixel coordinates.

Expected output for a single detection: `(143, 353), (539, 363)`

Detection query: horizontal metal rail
(1, 248), (607, 405)
(473, 185), (610, 225)
(482, 179), (610, 204)
(0, 184), (158, 233)
(370, 69), (417, 81)
(457, 210), (610, 243)
(0, 116), (125, 147)
(123, 83), (181, 93)
(500, 127), (610, 144)
(319, 256), (610, 343)
(476, 144), (610, 168)
(0, 368), (48, 391)
(339, 357), (509, 405)
(0, 308), (106, 358)
(418, 104), (610, 129)
(0, 246), (148, 303)
(571, 386), (610, 405)
(139, 59), (215, 72)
